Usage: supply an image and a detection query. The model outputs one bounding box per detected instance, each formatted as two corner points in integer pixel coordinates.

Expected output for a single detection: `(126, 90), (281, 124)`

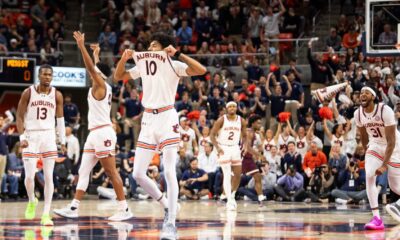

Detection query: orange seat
(278, 33), (293, 51)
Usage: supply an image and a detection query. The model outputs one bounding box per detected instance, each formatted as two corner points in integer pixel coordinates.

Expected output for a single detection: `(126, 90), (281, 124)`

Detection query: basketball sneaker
(386, 202), (400, 222)
(364, 216), (384, 230)
(227, 195), (237, 211)
(25, 198), (38, 220)
(53, 204), (78, 218)
(40, 214), (54, 226)
(160, 223), (177, 240)
(108, 208), (133, 221)
(163, 204), (181, 228)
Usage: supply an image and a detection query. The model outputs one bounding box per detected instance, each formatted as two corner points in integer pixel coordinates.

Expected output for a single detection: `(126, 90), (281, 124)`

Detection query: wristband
(19, 134), (26, 142)
(174, 51), (181, 58)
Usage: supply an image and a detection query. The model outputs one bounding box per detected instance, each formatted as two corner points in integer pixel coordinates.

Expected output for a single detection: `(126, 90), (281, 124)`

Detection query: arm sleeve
(382, 105), (397, 126)
(128, 66), (141, 79)
(172, 60), (189, 77)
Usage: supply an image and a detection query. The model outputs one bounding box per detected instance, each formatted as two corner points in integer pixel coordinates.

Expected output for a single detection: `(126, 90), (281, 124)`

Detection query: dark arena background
(0, 0), (400, 239)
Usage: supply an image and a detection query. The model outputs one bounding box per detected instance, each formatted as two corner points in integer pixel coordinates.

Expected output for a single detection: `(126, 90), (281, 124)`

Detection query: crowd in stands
(0, 0), (66, 65)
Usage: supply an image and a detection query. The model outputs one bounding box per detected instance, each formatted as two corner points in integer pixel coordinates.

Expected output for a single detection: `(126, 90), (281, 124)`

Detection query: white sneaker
(163, 204), (181, 227)
(335, 198), (348, 205)
(138, 194), (149, 200)
(386, 203), (400, 222)
(108, 208), (134, 221)
(243, 196), (250, 201)
(160, 223), (177, 240)
(226, 200), (237, 211)
(53, 205), (79, 218)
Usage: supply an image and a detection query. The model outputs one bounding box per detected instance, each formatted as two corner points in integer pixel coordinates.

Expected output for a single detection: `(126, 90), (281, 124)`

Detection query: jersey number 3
(371, 127), (383, 138)
(36, 107), (47, 120)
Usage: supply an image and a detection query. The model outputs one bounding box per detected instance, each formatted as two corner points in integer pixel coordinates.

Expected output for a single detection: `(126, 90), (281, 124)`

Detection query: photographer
(331, 161), (367, 204)
(307, 164), (334, 202)
(274, 165), (306, 202)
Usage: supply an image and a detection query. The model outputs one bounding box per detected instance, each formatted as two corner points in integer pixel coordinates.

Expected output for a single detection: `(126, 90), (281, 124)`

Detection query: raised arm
(322, 119), (333, 141)
(114, 49), (135, 81)
(306, 121), (315, 142)
(274, 122), (282, 144)
(266, 73), (273, 97)
(278, 0), (286, 16)
(286, 119), (297, 137)
(164, 45), (206, 76)
(16, 89), (30, 148)
(283, 75), (292, 97)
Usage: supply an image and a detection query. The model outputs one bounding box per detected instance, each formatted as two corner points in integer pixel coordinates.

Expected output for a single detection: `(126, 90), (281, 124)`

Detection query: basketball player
(16, 64), (66, 226)
(210, 101), (247, 211)
(114, 33), (206, 239)
(355, 86), (400, 230)
(54, 32), (133, 221)
(241, 115), (266, 204)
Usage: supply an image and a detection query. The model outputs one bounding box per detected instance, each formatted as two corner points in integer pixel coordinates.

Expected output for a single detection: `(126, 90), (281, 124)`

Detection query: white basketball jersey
(263, 138), (276, 159)
(130, 51), (188, 109)
(217, 115), (242, 146)
(355, 103), (400, 146)
(180, 127), (196, 155)
(87, 83), (112, 129)
(296, 136), (308, 158)
(278, 134), (295, 153)
(25, 85), (56, 131)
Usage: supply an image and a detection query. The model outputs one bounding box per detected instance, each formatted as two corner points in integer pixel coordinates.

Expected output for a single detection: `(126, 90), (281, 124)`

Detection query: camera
(349, 161), (355, 167)
(314, 166), (322, 175)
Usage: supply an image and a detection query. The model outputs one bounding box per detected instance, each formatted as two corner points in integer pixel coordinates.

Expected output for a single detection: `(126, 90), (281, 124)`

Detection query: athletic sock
(118, 200), (128, 211)
(71, 199), (80, 210)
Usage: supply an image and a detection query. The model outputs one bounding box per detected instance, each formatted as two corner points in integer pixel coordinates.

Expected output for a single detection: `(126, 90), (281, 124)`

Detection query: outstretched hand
(90, 43), (100, 56)
(73, 31), (85, 48)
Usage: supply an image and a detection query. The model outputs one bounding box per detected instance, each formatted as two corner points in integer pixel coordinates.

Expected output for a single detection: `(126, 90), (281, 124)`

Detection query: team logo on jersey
(104, 140), (112, 147)
(172, 124), (179, 133)
(181, 134), (190, 142)
(375, 116), (380, 121)
(297, 142), (304, 148)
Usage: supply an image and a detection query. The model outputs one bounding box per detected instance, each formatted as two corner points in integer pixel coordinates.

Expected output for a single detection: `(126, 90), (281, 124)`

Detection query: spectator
(8, 38), (20, 55)
(249, 87), (268, 117)
(283, 7), (301, 38)
(176, 147), (191, 180)
(248, 7), (263, 49)
(196, 41), (211, 66)
(176, 20), (192, 46)
(244, 58), (264, 83)
(225, 4), (244, 44)
(303, 141), (327, 184)
(145, 0), (161, 27)
(266, 73), (292, 129)
(328, 143), (348, 177)
(262, 0), (286, 43)
(331, 161), (367, 204)
(307, 164), (334, 202)
(207, 87), (225, 120)
(378, 24), (397, 45)
(281, 141), (302, 174)
(274, 164), (305, 202)
(308, 39), (333, 90)
(285, 58), (303, 83)
(179, 158), (209, 200)
(281, 71), (304, 126)
(197, 142), (218, 196)
(30, 0), (47, 35)
(98, 24), (117, 66)
(238, 161), (276, 201)
(119, 86), (142, 150)
(63, 94), (80, 130)
(326, 27), (342, 51)
(119, 5), (134, 32)
(195, 10), (212, 47)
(341, 25), (359, 50)
(0, 111), (13, 199)
(176, 91), (192, 115)
(40, 40), (57, 65)
(65, 125), (80, 166)
(2, 142), (24, 199)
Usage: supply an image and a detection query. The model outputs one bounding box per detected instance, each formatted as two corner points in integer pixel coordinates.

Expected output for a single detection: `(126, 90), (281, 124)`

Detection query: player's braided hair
(151, 33), (176, 48)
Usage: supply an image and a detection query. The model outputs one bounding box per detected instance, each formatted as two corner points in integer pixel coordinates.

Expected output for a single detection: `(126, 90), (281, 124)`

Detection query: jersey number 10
(146, 60), (157, 75)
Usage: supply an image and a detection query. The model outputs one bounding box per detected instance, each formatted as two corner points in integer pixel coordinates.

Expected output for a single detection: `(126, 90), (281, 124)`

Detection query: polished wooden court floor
(0, 198), (399, 239)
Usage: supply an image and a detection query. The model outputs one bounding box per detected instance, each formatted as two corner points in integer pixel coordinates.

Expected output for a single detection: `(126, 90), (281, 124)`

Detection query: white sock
(42, 158), (55, 215)
(231, 191), (236, 200)
(71, 199), (80, 209)
(118, 200), (128, 211)
(221, 164), (232, 202)
(23, 158), (37, 203)
(258, 195), (264, 202)
(372, 209), (380, 218)
(163, 148), (179, 225)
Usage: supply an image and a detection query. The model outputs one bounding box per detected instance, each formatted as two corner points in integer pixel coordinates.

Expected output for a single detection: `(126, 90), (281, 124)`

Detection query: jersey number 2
(146, 60), (157, 75)
(371, 127), (383, 138)
(36, 107), (47, 120)
(228, 131), (234, 140)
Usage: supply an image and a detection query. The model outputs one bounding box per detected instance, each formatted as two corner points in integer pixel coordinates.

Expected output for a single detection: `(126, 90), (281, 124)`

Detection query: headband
(226, 101), (237, 108)
(95, 65), (107, 80)
(361, 86), (376, 97)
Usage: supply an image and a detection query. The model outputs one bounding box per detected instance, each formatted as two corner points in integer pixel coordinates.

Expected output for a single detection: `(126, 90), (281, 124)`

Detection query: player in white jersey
(114, 33), (206, 239)
(54, 32), (133, 221)
(16, 64), (66, 226)
(210, 102), (248, 211)
(355, 86), (400, 230)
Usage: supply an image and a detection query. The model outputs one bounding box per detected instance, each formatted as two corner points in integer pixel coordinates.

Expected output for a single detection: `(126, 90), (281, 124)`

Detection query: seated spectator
(281, 141), (303, 174)
(331, 161), (367, 204)
(63, 94), (80, 130)
(176, 91), (192, 115)
(238, 161), (276, 201)
(326, 27), (342, 51)
(303, 141), (328, 185)
(40, 40), (57, 65)
(1, 142), (24, 199)
(274, 164), (305, 202)
(307, 164), (334, 202)
(308, 39), (333, 90)
(378, 24), (397, 45)
(176, 147), (191, 180)
(328, 143), (348, 179)
(266, 145), (282, 177)
(179, 158), (209, 200)
(145, 0), (161, 27)
(197, 142), (219, 196)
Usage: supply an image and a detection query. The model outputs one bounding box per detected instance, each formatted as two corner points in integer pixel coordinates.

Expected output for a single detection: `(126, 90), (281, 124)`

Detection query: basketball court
(0, 199), (399, 239)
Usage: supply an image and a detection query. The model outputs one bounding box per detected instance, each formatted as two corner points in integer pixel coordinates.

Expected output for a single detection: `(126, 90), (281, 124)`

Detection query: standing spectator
(195, 10), (212, 47)
(378, 24), (397, 45)
(197, 142), (218, 196)
(40, 40), (57, 65)
(63, 94), (80, 130)
(225, 4), (244, 44)
(281, 71), (304, 126)
(282, 8), (301, 38)
(30, 0), (46, 35)
(145, 0), (161, 27)
(248, 7), (263, 49)
(179, 158), (209, 200)
(249, 87), (268, 117)
(341, 25), (359, 50)
(325, 27), (342, 51)
(308, 39), (333, 90)
(285, 58), (303, 83)
(176, 91), (192, 115)
(98, 24), (117, 66)
(176, 20), (192, 46)
(261, 0), (286, 45)
(179, 117), (198, 158)
(274, 165), (305, 202)
(120, 87), (142, 150)
(65, 126), (80, 167)
(207, 87), (225, 120)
